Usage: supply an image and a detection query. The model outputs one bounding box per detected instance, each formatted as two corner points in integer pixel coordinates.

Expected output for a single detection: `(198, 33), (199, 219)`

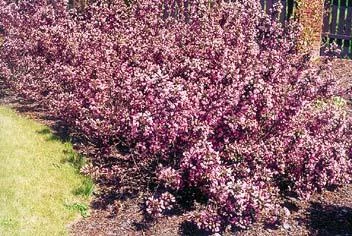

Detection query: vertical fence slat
(330, 0), (339, 34)
(322, 0), (332, 33)
(287, 0), (294, 19)
(280, 0), (287, 23)
(338, 0), (347, 35)
(170, 0), (174, 18)
(260, 0), (265, 10)
(163, 0), (169, 19)
(184, 0), (189, 22)
(346, 0), (352, 36)
(266, 0), (273, 14)
(272, 0), (279, 20)
(341, 39), (350, 57)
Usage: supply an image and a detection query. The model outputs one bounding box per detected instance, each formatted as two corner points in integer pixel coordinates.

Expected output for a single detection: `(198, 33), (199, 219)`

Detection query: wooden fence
(162, 0), (295, 23)
(163, 0), (352, 59)
(321, 0), (352, 58)
(260, 0), (295, 22)
(261, 0), (352, 59)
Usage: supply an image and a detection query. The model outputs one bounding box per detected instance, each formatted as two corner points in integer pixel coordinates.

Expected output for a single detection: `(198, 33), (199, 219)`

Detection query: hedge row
(0, 0), (351, 232)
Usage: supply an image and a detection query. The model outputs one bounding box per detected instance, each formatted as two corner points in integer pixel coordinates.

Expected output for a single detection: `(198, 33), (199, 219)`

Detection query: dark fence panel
(321, 0), (352, 58)
(261, 0), (295, 22)
(162, 0), (295, 24)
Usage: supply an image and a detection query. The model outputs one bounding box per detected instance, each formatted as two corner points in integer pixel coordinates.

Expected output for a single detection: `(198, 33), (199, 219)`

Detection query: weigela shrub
(1, 0), (351, 232)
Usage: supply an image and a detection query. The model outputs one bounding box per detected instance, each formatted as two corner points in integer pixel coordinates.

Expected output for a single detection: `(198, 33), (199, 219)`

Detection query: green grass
(0, 106), (93, 236)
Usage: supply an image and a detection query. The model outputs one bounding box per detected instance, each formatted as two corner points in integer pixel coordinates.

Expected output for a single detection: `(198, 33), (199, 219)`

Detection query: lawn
(0, 106), (92, 236)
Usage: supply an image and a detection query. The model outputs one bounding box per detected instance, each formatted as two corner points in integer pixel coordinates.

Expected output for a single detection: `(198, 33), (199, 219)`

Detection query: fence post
(296, 0), (325, 57)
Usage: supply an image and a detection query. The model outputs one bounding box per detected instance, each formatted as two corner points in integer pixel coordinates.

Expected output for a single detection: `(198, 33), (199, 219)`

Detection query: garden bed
(69, 59), (352, 236)
(70, 184), (352, 235)
(2, 59), (350, 235)
(71, 59), (352, 235)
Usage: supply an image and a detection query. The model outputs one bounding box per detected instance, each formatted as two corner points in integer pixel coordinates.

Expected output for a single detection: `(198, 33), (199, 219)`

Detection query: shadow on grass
(36, 127), (85, 170)
(0, 83), (8, 101)
(13, 102), (44, 113)
(0, 78), (11, 103)
(61, 149), (86, 170)
(34, 126), (131, 217)
(36, 121), (71, 143)
(35, 126), (95, 202)
(73, 178), (94, 198)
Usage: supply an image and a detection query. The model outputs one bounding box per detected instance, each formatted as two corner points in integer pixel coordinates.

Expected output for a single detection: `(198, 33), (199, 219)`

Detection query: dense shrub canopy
(1, 0), (351, 232)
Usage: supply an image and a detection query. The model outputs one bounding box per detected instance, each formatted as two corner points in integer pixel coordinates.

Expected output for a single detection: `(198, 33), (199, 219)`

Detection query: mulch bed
(1, 58), (352, 236)
(69, 184), (352, 236)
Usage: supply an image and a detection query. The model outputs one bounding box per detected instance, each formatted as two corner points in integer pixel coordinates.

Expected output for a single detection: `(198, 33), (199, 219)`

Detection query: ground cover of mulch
(1, 58), (351, 236)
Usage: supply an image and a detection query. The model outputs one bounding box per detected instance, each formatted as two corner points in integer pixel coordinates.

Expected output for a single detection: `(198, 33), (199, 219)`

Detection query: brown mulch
(1, 59), (352, 236)
(69, 184), (352, 236)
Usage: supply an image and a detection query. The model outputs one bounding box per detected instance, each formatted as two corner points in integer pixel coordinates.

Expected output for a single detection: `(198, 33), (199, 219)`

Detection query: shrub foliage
(1, 0), (351, 232)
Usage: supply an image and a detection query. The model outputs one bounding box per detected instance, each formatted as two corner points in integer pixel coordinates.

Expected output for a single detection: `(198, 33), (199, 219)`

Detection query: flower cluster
(157, 167), (182, 190)
(146, 192), (176, 217)
(1, 0), (351, 233)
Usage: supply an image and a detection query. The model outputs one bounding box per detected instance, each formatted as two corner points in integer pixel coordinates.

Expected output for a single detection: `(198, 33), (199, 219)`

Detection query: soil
(1, 58), (352, 236)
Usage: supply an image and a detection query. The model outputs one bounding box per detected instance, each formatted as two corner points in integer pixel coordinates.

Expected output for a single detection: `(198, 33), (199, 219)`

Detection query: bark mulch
(69, 184), (352, 236)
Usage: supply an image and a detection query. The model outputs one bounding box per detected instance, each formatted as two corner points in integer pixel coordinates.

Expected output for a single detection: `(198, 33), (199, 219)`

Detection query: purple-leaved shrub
(1, 0), (351, 232)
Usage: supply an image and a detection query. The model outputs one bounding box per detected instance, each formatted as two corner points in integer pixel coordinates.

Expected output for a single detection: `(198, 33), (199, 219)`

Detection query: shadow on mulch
(179, 221), (210, 236)
(307, 202), (352, 236)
